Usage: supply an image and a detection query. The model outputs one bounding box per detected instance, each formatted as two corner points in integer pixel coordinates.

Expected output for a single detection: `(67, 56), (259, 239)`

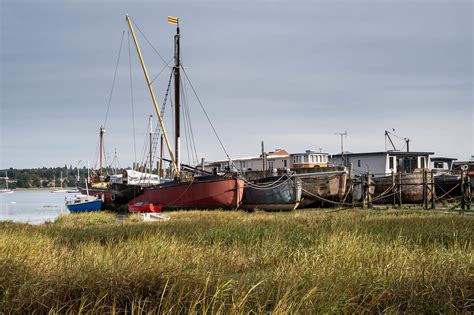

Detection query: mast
(149, 115), (153, 176)
(159, 134), (164, 178)
(99, 127), (105, 177)
(126, 15), (178, 174)
(173, 21), (181, 174)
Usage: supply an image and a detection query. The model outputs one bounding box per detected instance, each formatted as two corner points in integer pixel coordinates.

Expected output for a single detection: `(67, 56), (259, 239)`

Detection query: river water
(0, 190), (70, 224)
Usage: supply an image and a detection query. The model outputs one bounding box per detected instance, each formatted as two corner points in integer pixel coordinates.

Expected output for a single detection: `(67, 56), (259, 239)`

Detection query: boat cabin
(430, 157), (457, 174)
(290, 150), (329, 169)
(330, 151), (434, 177)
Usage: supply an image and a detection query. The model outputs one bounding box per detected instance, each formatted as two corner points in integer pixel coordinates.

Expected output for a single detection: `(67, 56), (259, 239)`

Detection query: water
(0, 190), (70, 224)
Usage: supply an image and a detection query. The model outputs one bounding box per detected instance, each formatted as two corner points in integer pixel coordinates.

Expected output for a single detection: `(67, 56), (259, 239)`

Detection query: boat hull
(130, 177), (244, 210)
(373, 172), (432, 204)
(66, 200), (102, 212)
(242, 176), (301, 211)
(79, 187), (114, 205)
(297, 171), (347, 208)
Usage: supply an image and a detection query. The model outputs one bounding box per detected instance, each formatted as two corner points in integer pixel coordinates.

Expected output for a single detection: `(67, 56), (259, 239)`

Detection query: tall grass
(0, 210), (472, 313)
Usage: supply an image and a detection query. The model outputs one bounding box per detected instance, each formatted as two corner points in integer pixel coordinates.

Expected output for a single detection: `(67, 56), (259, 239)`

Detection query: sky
(0, 0), (472, 169)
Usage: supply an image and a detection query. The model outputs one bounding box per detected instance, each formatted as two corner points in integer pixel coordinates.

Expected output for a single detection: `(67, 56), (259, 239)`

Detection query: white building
(330, 151), (433, 177)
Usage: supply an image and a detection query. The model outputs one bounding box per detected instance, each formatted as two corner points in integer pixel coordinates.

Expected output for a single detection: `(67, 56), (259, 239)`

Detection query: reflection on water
(0, 190), (70, 224)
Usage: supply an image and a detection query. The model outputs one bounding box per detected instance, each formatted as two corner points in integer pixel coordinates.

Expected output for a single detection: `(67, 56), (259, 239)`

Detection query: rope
(103, 30), (125, 129)
(181, 66), (233, 164)
(434, 182), (461, 201)
(127, 31), (137, 165)
(130, 18), (168, 65)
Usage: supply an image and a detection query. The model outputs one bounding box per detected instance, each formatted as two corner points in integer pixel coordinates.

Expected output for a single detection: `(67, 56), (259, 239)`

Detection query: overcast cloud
(1, 0), (472, 168)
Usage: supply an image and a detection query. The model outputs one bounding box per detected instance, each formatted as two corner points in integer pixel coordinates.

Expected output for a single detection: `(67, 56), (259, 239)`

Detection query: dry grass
(0, 210), (473, 313)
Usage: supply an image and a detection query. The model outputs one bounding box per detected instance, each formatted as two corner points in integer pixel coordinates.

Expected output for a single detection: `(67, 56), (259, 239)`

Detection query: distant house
(330, 151), (434, 177)
(204, 149), (329, 173)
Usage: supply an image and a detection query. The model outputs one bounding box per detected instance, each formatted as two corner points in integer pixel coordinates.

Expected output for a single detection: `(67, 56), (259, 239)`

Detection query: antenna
(334, 131), (348, 165)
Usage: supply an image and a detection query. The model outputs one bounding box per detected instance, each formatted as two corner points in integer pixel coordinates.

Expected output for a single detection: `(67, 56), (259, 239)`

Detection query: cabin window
(304, 155), (308, 163)
(283, 159), (287, 167)
(293, 156), (297, 163)
(434, 161), (444, 169)
(389, 157), (394, 170)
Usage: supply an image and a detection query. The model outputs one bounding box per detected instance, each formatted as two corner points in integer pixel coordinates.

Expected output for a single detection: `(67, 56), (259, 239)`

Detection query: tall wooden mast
(173, 21), (181, 174)
(126, 15), (178, 174)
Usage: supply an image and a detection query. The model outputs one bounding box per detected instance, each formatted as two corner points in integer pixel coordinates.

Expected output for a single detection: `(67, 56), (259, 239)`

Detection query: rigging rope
(127, 31), (137, 166)
(103, 30), (125, 129)
(181, 66), (234, 165)
(131, 19), (168, 66)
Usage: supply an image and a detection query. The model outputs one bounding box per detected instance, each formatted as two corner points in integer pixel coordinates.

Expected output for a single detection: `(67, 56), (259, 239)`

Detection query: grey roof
(431, 157), (457, 161)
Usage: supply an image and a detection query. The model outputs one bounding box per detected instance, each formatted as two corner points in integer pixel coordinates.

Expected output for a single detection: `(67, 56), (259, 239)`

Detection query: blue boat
(66, 195), (103, 213)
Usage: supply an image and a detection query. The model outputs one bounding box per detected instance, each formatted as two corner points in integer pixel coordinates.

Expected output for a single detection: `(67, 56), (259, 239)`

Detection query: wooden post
(398, 171), (402, 208)
(423, 169), (428, 210)
(368, 173), (373, 209)
(460, 169), (465, 211)
(349, 165), (355, 208)
(431, 169), (436, 209)
(392, 171), (396, 208)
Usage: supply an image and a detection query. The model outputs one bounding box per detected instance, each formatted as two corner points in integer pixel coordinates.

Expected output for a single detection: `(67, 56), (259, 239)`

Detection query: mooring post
(461, 169), (465, 211)
(423, 169), (428, 210)
(362, 174), (367, 209)
(368, 172), (373, 209)
(398, 171), (402, 208)
(431, 169), (436, 209)
(392, 171), (396, 208)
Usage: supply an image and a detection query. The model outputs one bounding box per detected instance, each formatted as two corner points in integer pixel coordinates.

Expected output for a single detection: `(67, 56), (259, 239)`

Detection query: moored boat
(124, 15), (245, 210)
(242, 175), (301, 211)
(130, 175), (244, 210)
(66, 194), (103, 213)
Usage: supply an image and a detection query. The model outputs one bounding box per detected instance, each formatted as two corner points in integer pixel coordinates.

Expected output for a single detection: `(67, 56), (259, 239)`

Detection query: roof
(431, 157), (457, 162)
(332, 151), (434, 157)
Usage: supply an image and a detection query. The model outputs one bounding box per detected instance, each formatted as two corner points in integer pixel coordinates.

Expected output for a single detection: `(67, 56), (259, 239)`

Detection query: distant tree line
(0, 166), (123, 189)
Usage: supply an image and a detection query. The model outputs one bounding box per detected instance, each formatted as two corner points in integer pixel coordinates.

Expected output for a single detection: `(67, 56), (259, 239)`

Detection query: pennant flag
(167, 16), (179, 25)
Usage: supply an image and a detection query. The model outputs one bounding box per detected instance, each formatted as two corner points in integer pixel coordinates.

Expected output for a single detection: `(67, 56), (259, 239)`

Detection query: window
(293, 156), (297, 163)
(358, 160), (361, 167)
(389, 157), (393, 169)
(419, 157), (426, 168)
(268, 160), (274, 170)
(304, 155), (308, 163)
(434, 161), (444, 169)
(283, 159), (287, 167)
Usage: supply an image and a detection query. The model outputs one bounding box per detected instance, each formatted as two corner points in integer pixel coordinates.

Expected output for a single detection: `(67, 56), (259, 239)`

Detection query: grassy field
(0, 210), (472, 313)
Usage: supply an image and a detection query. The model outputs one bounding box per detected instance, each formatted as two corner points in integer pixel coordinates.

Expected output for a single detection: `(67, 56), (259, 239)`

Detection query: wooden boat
(242, 175), (301, 211)
(130, 175), (243, 210)
(66, 194), (102, 212)
(434, 174), (462, 198)
(373, 171), (431, 204)
(294, 169), (348, 208)
(125, 16), (244, 210)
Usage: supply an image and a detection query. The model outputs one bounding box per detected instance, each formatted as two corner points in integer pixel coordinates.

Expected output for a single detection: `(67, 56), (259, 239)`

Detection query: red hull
(128, 202), (163, 213)
(129, 178), (244, 210)
(79, 188), (114, 206)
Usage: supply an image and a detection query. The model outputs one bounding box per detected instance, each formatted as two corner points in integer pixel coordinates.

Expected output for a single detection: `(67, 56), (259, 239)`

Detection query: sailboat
(126, 15), (244, 210)
(50, 171), (68, 193)
(0, 171), (14, 193)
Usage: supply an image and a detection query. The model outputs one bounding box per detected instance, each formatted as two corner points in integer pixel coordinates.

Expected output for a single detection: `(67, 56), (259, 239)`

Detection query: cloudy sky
(1, 0), (472, 169)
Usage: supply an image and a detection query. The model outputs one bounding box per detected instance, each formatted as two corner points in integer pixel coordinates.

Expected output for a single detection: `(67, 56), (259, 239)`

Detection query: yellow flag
(167, 16), (179, 25)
